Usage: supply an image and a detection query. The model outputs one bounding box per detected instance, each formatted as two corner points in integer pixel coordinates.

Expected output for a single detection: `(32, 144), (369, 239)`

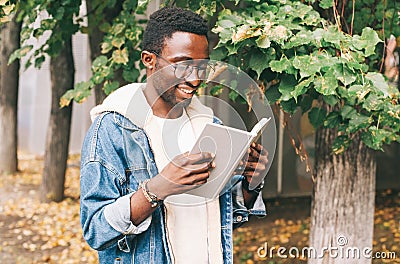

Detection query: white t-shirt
(143, 109), (223, 264)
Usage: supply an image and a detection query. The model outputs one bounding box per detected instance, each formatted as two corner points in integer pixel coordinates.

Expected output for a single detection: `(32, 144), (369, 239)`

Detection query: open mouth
(178, 87), (196, 95)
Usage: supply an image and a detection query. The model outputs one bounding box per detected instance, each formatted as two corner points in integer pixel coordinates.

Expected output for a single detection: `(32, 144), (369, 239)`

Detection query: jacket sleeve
(80, 161), (152, 250)
(231, 176), (266, 229)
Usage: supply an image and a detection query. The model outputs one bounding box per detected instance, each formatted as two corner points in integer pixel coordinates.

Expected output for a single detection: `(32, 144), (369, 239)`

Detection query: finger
(184, 152), (215, 165)
(184, 171), (210, 185)
(184, 161), (215, 174)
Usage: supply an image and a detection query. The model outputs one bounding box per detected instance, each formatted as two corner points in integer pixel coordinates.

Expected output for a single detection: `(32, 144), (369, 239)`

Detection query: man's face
(152, 31), (209, 111)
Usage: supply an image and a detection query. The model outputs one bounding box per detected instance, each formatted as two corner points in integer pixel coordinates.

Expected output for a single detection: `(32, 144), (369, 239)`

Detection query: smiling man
(80, 7), (268, 264)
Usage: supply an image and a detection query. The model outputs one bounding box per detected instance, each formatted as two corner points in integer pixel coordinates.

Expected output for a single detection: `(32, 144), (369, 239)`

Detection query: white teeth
(180, 88), (194, 94)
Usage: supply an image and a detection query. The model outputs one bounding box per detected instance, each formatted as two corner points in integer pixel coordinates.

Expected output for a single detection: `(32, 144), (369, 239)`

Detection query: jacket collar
(90, 83), (214, 130)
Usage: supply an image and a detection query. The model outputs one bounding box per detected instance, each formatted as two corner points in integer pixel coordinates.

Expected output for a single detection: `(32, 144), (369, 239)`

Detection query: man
(80, 7), (268, 264)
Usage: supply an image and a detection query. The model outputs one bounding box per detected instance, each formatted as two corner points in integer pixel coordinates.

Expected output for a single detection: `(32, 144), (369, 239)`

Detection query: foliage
(0, 0), (17, 23)
(210, 0), (399, 153)
(6, 0), (81, 70)
(60, 0), (151, 106)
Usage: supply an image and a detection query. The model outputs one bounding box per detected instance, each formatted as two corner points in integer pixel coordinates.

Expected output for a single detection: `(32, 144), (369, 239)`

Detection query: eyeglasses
(152, 52), (214, 80)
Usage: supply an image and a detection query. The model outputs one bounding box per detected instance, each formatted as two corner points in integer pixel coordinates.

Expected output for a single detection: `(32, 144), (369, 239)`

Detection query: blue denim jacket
(80, 85), (266, 264)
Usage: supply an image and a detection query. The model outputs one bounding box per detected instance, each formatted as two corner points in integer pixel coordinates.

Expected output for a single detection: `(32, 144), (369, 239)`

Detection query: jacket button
(236, 215), (242, 221)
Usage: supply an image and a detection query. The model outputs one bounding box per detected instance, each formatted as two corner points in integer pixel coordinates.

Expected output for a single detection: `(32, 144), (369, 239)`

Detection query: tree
(85, 0), (123, 105)
(61, 1), (399, 263)
(9, 0), (81, 202)
(0, 8), (21, 175)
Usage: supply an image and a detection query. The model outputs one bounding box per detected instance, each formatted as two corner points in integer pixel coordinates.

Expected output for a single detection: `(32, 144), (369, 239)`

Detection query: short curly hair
(142, 7), (208, 54)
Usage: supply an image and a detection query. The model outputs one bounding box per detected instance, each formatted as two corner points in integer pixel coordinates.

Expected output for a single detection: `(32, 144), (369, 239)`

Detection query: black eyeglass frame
(151, 51), (214, 80)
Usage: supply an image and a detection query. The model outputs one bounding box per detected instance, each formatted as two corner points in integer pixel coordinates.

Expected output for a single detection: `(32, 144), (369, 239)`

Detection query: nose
(185, 67), (202, 87)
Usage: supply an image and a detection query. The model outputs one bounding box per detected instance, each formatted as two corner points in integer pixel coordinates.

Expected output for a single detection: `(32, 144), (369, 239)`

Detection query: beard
(156, 85), (192, 109)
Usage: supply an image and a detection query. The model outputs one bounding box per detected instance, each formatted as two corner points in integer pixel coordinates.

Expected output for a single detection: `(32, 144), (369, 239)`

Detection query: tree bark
(0, 15), (21, 174)
(309, 127), (376, 264)
(40, 37), (74, 202)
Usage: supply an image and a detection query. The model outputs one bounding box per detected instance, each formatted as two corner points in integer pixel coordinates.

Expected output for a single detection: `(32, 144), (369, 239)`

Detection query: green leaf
(270, 57), (290, 73)
(324, 112), (340, 128)
(348, 84), (370, 101)
(123, 68), (139, 82)
(352, 27), (382, 57)
(333, 64), (357, 86)
(256, 35), (271, 48)
(210, 84), (224, 96)
(111, 37), (125, 49)
(104, 80), (120, 95)
(341, 105), (356, 119)
(365, 72), (390, 97)
(292, 55), (321, 78)
(292, 76), (314, 102)
(228, 89), (239, 102)
(363, 93), (382, 111)
(319, 0), (333, 9)
(314, 71), (337, 95)
(308, 107), (327, 128)
(112, 48), (129, 64)
(323, 95), (339, 106)
(280, 99), (297, 115)
(332, 135), (350, 154)
(278, 75), (297, 101)
(92, 56), (108, 71)
(300, 95), (313, 113)
(265, 84), (281, 104)
(8, 45), (33, 64)
(249, 49), (270, 78)
(360, 27), (382, 57)
(348, 114), (371, 133)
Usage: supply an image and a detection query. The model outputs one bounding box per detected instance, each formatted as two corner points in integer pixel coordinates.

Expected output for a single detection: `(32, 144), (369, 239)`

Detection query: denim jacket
(80, 84), (266, 264)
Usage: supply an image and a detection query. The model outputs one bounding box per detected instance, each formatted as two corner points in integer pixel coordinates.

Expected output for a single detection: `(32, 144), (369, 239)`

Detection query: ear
(141, 51), (156, 70)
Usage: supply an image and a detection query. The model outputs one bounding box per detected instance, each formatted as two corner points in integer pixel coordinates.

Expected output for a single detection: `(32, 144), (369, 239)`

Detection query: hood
(90, 83), (214, 130)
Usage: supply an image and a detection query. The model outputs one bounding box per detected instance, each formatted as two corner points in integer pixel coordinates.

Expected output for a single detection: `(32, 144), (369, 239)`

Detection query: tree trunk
(0, 15), (21, 174)
(86, 0), (123, 105)
(309, 127), (376, 264)
(40, 37), (74, 202)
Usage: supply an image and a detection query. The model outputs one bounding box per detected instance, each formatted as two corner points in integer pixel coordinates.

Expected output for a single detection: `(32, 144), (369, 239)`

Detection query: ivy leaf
(323, 95), (339, 106)
(292, 76), (314, 102)
(333, 64), (357, 86)
(366, 72), (390, 97)
(300, 95), (313, 114)
(348, 114), (371, 133)
(280, 99), (297, 115)
(324, 112), (341, 128)
(92, 56), (108, 71)
(112, 48), (129, 65)
(314, 71), (337, 95)
(228, 89), (239, 102)
(293, 55), (321, 78)
(270, 57), (290, 73)
(308, 107), (327, 128)
(352, 27), (382, 57)
(8, 45), (33, 65)
(103, 80), (120, 95)
(319, 0), (333, 9)
(123, 68), (139, 82)
(278, 75), (297, 101)
(341, 105), (356, 119)
(256, 35), (271, 49)
(348, 84), (370, 101)
(332, 135), (351, 154)
(249, 49), (270, 78)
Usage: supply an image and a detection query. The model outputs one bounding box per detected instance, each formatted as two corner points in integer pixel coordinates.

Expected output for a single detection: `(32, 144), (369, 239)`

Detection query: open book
(186, 117), (271, 199)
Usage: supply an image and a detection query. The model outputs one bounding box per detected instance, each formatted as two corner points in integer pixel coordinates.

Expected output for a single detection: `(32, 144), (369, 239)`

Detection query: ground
(0, 155), (399, 263)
